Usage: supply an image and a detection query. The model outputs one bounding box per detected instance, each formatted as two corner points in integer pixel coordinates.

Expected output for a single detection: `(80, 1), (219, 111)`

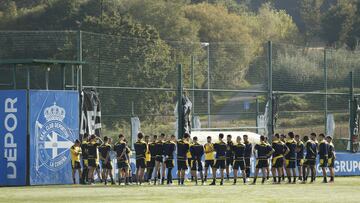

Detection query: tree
(299, 0), (324, 41)
(2, 0), (18, 18)
(321, 1), (357, 47)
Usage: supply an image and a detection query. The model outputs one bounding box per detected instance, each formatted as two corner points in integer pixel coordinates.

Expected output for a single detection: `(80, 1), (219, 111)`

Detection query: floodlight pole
(177, 64), (184, 139)
(77, 30), (83, 91)
(61, 64), (66, 90)
(324, 49), (328, 135)
(191, 55), (195, 127)
(12, 64), (16, 89)
(45, 67), (49, 90)
(206, 43), (211, 128)
(267, 41), (273, 142)
(349, 71), (354, 152)
(256, 98), (259, 134)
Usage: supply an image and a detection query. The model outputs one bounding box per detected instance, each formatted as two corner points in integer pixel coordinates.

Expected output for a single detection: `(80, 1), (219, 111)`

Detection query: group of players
(69, 131), (336, 186)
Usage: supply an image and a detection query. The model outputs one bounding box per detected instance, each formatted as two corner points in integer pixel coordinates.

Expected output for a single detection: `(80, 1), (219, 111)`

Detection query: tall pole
(256, 98), (259, 134)
(191, 55), (195, 127)
(267, 41), (273, 142)
(98, 0), (103, 87)
(61, 64), (66, 90)
(26, 67), (30, 90)
(177, 64), (184, 139)
(349, 71), (354, 152)
(71, 65), (75, 90)
(77, 30), (83, 91)
(26, 66), (30, 185)
(12, 64), (16, 89)
(207, 44), (211, 128)
(45, 67), (49, 90)
(324, 49), (328, 135)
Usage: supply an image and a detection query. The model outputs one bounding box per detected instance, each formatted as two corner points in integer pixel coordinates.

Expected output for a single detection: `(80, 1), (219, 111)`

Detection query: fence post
(349, 71), (354, 152)
(61, 64), (66, 90)
(324, 49), (328, 135)
(26, 66), (30, 185)
(177, 64), (184, 139)
(77, 30), (83, 91)
(207, 44), (211, 128)
(45, 67), (49, 90)
(256, 98), (259, 134)
(191, 55), (195, 127)
(267, 41), (273, 142)
(12, 64), (16, 89)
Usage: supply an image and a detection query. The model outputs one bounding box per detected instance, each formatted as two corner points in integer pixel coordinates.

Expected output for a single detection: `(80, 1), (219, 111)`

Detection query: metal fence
(1, 30), (359, 151)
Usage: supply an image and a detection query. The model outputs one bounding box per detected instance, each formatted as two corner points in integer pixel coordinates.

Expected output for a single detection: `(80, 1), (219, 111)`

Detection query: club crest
(35, 102), (75, 172)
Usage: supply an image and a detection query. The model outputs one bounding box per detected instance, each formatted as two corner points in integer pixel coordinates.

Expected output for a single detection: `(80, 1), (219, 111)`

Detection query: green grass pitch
(1, 177), (360, 203)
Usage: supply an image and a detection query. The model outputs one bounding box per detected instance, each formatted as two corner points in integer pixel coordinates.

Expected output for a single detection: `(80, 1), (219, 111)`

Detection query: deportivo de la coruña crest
(35, 102), (75, 172)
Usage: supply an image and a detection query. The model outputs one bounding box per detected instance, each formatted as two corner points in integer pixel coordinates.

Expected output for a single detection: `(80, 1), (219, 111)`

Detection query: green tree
(321, 1), (357, 46)
(299, 0), (324, 41)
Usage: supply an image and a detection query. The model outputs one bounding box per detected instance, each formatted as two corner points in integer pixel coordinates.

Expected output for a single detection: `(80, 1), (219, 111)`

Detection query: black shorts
(319, 158), (328, 167)
(147, 158), (155, 168)
(214, 160), (226, 169)
(272, 156), (284, 168)
(205, 160), (214, 168)
(188, 158), (192, 168)
(190, 159), (203, 171)
(155, 155), (163, 162)
(88, 159), (98, 168)
(177, 160), (188, 170)
(165, 159), (174, 168)
(285, 159), (296, 168)
(296, 159), (304, 167)
(233, 159), (245, 171)
(245, 157), (251, 169)
(328, 158), (335, 168)
(256, 159), (268, 169)
(226, 157), (234, 167)
(101, 161), (113, 169)
(117, 161), (129, 169)
(136, 158), (146, 169)
(304, 159), (316, 166)
(72, 160), (81, 169)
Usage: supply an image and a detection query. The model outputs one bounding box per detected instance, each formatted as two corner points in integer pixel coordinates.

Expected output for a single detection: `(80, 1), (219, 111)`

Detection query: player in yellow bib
(204, 136), (215, 182)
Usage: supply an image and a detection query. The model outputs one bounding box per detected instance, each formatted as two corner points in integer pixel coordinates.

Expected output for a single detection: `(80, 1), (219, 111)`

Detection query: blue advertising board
(0, 90), (27, 186)
(113, 152), (360, 180)
(29, 90), (79, 185)
(318, 152), (360, 176)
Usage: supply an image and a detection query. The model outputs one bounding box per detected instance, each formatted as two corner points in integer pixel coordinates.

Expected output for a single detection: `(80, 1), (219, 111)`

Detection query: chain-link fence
(1, 31), (360, 150)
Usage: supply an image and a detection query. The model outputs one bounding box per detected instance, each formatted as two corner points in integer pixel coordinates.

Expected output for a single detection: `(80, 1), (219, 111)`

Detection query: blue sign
(118, 152), (360, 180)
(0, 90), (27, 186)
(317, 152), (360, 176)
(29, 90), (79, 185)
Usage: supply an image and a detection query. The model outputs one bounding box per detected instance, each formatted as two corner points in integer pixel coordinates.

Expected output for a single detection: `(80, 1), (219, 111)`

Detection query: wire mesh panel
(1, 31), (360, 149)
(0, 31), (77, 60)
(0, 31), (78, 90)
(272, 43), (325, 92)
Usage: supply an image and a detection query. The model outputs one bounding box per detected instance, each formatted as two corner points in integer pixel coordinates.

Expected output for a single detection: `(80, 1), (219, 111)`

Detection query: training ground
(0, 177), (359, 203)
